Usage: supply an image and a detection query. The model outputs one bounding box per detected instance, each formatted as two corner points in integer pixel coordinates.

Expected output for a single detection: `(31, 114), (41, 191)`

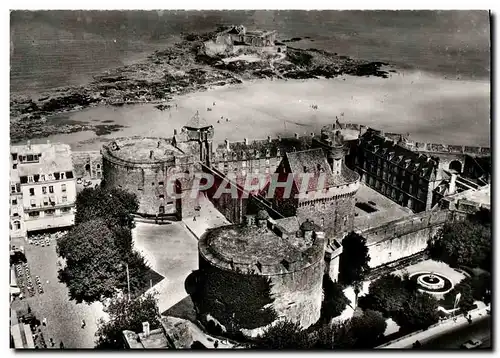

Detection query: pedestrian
(214, 340), (219, 349)
(81, 319), (86, 328)
(213, 102), (216, 106)
(59, 342), (64, 349)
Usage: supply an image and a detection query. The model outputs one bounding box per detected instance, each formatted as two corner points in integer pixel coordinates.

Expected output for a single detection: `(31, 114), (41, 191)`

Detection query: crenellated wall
(360, 210), (452, 268)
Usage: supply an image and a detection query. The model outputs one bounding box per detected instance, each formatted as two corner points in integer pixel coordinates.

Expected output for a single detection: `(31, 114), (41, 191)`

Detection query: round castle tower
(192, 211), (326, 339)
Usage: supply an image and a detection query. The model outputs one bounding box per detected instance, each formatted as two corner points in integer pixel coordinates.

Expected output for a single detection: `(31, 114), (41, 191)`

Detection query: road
(421, 316), (491, 349)
(16, 236), (105, 348)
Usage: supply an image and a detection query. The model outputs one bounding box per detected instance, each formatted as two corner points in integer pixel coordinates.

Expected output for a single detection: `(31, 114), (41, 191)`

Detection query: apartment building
(10, 141), (77, 234)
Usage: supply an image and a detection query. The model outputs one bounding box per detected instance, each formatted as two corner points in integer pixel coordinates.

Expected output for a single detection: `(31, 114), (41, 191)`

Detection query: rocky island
(10, 25), (391, 142)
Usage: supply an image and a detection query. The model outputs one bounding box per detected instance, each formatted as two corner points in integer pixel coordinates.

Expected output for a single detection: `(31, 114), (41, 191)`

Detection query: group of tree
(358, 274), (439, 332)
(259, 308), (387, 350)
(441, 272), (492, 315)
(427, 209), (491, 272)
(95, 292), (161, 349)
(57, 186), (150, 303)
(338, 232), (371, 302)
(320, 274), (350, 323)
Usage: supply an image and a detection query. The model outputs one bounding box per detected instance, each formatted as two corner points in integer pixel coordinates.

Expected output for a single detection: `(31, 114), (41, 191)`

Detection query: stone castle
(62, 111), (489, 337)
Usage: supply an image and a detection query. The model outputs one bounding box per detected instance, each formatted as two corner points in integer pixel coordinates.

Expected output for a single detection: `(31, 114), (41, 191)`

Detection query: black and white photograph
(8, 9), (491, 350)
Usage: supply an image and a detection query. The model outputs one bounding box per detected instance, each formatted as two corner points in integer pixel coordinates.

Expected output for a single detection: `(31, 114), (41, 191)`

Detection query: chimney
(294, 133), (299, 139)
(267, 136), (271, 143)
(142, 322), (150, 338)
(225, 139), (230, 150)
(449, 172), (458, 195)
(149, 150), (154, 159)
(174, 129), (178, 135)
(244, 138), (248, 145)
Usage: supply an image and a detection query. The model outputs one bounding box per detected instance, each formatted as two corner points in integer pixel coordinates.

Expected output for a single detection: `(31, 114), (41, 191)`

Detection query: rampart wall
(361, 210), (452, 268)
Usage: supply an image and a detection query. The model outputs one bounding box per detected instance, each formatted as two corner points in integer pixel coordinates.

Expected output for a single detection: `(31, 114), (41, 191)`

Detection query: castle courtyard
(132, 221), (199, 313)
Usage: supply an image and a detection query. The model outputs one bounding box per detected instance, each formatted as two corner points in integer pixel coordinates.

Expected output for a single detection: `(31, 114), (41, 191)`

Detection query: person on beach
(42, 318), (47, 326)
(59, 342), (64, 349)
(214, 340), (219, 349)
(81, 319), (86, 328)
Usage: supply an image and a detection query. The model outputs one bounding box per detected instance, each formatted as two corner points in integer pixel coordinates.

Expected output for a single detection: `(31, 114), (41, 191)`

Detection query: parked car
(461, 339), (482, 349)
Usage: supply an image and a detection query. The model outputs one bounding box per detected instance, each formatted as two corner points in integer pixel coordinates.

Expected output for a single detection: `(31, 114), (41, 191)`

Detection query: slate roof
(360, 129), (438, 180)
(13, 143), (74, 177)
(184, 111), (211, 129)
(284, 149), (359, 191)
(212, 136), (312, 162)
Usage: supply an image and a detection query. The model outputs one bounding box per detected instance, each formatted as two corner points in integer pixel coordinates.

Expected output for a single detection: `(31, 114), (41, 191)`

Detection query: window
(45, 209), (55, 216)
(27, 154), (34, 162)
(158, 181), (164, 187)
(61, 207), (71, 213)
(41, 175), (45, 181)
(60, 172), (65, 179)
(48, 174), (53, 180)
(97, 164), (101, 169)
(62, 196), (67, 203)
(13, 212), (19, 217)
(42, 186), (47, 194)
(11, 186), (15, 194)
(43, 197), (49, 206)
(61, 184), (66, 192)
(30, 199), (36, 208)
(29, 188), (35, 196)
(28, 176), (34, 183)
(49, 186), (54, 194)
(14, 221), (21, 230)
(28, 211), (39, 217)
(49, 196), (55, 204)
(12, 164), (17, 169)
(11, 153), (17, 161)
(159, 194), (165, 199)
(11, 198), (17, 205)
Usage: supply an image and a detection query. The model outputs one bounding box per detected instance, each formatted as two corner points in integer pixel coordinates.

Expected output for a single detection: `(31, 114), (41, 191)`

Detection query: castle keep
(193, 211), (326, 338)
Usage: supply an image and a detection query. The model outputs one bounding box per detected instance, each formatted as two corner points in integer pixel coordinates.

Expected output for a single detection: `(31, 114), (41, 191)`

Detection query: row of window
(10, 184), (21, 194)
(12, 153), (41, 163)
(20, 171), (74, 184)
(29, 184), (66, 196)
(30, 195), (68, 207)
(27, 207), (71, 218)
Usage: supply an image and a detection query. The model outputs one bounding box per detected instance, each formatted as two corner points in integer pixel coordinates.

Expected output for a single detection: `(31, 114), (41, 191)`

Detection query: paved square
(132, 221), (199, 313)
(15, 237), (105, 349)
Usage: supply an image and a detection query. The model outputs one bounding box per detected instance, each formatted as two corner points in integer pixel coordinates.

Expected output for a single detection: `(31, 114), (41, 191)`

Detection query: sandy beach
(19, 69), (490, 151)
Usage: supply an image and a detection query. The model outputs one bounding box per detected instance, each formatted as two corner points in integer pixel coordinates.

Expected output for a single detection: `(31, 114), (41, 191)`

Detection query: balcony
(24, 201), (74, 212)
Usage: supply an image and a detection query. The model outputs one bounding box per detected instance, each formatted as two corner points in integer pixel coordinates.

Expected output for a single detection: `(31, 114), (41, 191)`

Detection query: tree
(75, 187), (139, 229)
(320, 275), (349, 322)
(57, 220), (125, 303)
(392, 292), (439, 331)
(428, 218), (491, 271)
(95, 292), (161, 349)
(349, 310), (387, 348)
(259, 320), (312, 349)
(358, 274), (410, 316)
(333, 309), (387, 349)
(338, 232), (370, 292)
(57, 219), (150, 303)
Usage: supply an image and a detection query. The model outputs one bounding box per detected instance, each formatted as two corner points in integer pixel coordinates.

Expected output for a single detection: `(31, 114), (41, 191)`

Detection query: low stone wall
(362, 210), (452, 268)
